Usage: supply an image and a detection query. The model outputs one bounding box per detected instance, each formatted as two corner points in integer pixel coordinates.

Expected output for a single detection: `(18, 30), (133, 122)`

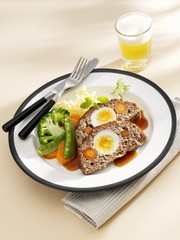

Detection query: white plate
(9, 69), (177, 192)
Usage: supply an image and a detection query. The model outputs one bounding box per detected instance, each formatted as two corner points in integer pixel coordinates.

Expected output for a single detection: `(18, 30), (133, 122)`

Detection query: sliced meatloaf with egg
(76, 99), (141, 146)
(78, 120), (147, 175)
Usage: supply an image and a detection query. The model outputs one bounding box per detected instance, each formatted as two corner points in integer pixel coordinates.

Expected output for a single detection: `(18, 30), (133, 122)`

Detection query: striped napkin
(62, 97), (180, 229)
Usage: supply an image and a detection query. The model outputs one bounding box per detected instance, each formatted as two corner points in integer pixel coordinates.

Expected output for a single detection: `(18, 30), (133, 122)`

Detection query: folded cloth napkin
(62, 97), (180, 229)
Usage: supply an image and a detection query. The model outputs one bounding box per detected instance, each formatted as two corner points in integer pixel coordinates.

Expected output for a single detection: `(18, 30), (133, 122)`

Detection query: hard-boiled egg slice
(91, 107), (116, 127)
(93, 130), (120, 155)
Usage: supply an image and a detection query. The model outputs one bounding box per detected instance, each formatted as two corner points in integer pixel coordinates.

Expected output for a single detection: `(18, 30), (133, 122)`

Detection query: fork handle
(18, 99), (55, 140)
(2, 97), (47, 132)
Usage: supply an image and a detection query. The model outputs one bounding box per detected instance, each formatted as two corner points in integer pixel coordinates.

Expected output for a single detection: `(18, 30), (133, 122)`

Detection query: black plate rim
(8, 68), (177, 192)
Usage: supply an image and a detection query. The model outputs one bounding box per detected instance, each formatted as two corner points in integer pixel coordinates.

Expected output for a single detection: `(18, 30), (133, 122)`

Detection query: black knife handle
(2, 97), (47, 132)
(18, 99), (55, 140)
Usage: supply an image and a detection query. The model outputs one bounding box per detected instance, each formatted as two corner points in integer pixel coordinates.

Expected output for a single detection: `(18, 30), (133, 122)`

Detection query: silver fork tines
(71, 57), (89, 80)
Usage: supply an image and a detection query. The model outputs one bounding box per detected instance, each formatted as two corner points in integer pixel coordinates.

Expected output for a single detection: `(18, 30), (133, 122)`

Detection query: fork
(2, 57), (94, 139)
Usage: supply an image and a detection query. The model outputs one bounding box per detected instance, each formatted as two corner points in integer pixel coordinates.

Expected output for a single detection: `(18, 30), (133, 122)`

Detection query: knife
(2, 58), (99, 133)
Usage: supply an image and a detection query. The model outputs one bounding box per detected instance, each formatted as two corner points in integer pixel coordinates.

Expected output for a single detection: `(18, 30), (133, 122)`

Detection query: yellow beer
(115, 12), (152, 70)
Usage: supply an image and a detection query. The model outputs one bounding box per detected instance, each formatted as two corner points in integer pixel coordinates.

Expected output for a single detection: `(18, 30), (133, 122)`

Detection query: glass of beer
(115, 12), (152, 71)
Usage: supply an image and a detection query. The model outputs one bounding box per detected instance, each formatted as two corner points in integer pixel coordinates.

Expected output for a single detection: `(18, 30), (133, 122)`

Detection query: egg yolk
(96, 109), (115, 124)
(96, 135), (114, 153)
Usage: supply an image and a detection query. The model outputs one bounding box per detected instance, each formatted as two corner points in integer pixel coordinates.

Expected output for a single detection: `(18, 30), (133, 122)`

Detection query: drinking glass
(115, 12), (152, 71)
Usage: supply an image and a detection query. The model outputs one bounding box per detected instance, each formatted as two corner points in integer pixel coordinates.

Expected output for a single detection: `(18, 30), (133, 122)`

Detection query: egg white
(91, 107), (116, 127)
(93, 130), (120, 155)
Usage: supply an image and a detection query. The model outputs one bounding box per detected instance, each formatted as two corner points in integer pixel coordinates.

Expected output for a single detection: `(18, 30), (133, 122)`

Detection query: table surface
(0, 1), (180, 239)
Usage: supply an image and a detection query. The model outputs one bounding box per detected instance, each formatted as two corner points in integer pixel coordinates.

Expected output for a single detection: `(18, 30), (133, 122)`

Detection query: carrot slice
(84, 126), (92, 134)
(114, 102), (126, 114)
(43, 150), (58, 159)
(121, 129), (129, 137)
(83, 147), (97, 160)
(56, 141), (75, 165)
(70, 114), (81, 127)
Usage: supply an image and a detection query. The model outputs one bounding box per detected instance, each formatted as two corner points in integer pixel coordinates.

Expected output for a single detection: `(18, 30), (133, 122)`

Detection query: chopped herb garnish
(111, 78), (131, 99)
(80, 95), (109, 110)
(97, 96), (109, 103)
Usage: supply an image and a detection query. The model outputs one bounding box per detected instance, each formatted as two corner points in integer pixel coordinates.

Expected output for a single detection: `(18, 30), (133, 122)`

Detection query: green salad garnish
(80, 79), (130, 110)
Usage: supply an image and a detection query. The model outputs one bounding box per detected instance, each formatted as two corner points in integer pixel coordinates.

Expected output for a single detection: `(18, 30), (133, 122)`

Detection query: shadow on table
(102, 59), (147, 73)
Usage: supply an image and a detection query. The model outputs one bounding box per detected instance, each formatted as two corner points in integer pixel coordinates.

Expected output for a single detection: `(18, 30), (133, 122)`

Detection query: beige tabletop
(0, 1), (180, 239)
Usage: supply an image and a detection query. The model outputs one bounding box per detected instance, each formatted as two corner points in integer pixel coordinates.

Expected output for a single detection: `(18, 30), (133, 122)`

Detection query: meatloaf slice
(78, 121), (147, 175)
(76, 99), (141, 146)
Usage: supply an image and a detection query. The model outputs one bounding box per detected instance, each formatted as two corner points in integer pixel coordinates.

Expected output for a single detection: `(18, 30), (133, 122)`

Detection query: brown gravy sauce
(113, 150), (138, 167)
(63, 156), (79, 171)
(135, 110), (148, 130)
